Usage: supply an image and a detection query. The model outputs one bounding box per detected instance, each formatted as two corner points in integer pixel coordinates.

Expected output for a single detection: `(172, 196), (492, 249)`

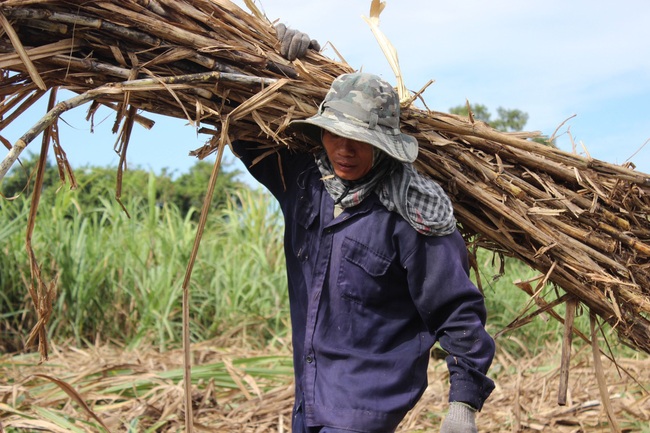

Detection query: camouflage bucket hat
(288, 72), (418, 163)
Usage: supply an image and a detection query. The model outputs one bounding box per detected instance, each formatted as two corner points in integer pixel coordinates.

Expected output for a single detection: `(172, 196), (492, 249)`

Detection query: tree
(449, 103), (528, 132)
(0, 152), (60, 199)
(170, 159), (243, 216)
(449, 103), (555, 146)
(1, 155), (245, 216)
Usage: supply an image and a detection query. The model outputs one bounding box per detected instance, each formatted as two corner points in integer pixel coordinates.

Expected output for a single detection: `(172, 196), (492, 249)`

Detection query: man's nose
(336, 138), (355, 154)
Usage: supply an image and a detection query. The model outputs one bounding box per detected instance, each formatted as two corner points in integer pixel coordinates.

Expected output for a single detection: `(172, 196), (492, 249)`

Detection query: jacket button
(306, 355), (313, 364)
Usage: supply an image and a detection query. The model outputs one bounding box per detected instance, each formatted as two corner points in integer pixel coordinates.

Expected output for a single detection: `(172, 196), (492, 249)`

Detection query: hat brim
(288, 111), (418, 163)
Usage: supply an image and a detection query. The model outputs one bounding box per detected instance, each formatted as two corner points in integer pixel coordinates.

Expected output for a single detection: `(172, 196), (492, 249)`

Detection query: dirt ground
(1, 340), (649, 432)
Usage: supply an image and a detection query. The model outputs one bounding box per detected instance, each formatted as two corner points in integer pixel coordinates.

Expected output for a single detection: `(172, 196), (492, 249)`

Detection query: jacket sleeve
(403, 229), (496, 411)
(231, 140), (313, 201)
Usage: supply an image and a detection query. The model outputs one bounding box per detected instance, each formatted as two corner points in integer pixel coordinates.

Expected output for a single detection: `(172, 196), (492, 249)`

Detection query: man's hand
(275, 23), (321, 61)
(440, 402), (478, 433)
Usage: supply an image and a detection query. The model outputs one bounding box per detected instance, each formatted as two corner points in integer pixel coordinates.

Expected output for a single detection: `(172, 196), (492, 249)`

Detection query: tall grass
(0, 199), (31, 348)
(1, 174), (287, 352)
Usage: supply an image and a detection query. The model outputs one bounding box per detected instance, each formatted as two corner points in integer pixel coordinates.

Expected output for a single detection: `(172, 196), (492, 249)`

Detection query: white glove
(440, 402), (478, 433)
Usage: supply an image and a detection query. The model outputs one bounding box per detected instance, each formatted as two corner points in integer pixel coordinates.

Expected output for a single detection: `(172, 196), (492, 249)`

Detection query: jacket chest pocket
(291, 194), (317, 262)
(337, 237), (395, 305)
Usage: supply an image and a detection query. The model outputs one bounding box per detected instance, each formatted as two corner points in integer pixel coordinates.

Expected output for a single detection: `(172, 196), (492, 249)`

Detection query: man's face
(321, 130), (374, 181)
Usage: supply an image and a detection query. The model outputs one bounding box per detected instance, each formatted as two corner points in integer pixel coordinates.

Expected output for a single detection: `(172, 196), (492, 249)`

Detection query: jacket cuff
(449, 378), (490, 411)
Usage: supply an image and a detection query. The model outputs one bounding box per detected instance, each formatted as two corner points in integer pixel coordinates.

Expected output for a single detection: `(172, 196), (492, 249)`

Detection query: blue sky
(2, 0), (649, 185)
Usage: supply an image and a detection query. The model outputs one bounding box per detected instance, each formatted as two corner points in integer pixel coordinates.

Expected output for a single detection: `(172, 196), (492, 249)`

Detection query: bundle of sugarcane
(1, 0), (650, 363)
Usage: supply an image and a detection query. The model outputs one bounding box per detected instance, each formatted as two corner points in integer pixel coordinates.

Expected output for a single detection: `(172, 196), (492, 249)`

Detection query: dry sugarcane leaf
(31, 374), (111, 432)
(362, 0), (410, 104)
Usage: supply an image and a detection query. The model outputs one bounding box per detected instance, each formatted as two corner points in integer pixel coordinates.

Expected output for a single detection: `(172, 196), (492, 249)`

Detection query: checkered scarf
(316, 151), (457, 236)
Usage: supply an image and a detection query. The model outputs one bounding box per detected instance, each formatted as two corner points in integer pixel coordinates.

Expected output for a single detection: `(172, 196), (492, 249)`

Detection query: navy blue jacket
(233, 141), (495, 432)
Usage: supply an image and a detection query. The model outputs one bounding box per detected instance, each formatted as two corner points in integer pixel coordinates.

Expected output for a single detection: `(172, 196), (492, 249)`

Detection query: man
(231, 28), (495, 433)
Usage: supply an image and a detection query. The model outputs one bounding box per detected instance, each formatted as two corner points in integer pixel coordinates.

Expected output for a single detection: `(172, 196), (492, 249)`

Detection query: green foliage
(1, 170), (286, 352)
(449, 103), (529, 132)
(0, 198), (31, 351)
(449, 103), (556, 147)
(190, 189), (287, 347)
(170, 160), (241, 215)
(0, 152), (60, 199)
(0, 153), (244, 216)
